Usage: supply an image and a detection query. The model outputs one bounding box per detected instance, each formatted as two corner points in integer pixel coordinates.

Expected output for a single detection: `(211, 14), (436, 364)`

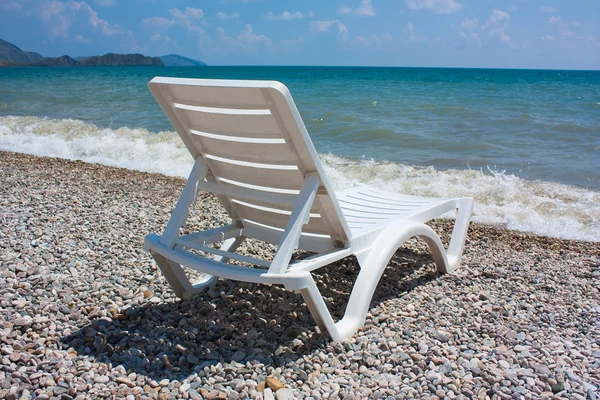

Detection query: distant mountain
(0, 38), (43, 63)
(0, 38), (165, 67)
(78, 53), (163, 66)
(27, 55), (79, 67)
(160, 54), (207, 67)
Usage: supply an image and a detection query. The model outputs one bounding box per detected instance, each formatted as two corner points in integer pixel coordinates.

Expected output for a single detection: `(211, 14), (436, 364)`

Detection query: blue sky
(0, 0), (598, 69)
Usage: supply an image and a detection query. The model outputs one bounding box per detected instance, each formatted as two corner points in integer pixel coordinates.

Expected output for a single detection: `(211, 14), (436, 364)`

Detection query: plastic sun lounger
(144, 77), (474, 341)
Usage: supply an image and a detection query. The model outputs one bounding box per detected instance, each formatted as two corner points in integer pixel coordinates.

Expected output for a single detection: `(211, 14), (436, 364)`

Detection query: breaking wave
(1, 115), (598, 242)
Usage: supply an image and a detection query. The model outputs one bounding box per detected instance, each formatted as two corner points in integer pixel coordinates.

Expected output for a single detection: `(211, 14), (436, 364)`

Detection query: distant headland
(0, 38), (206, 67)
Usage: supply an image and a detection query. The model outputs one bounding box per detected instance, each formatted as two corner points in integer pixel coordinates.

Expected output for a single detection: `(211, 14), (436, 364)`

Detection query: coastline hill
(159, 54), (207, 66)
(78, 53), (163, 66)
(0, 38), (205, 67)
(0, 38), (43, 64)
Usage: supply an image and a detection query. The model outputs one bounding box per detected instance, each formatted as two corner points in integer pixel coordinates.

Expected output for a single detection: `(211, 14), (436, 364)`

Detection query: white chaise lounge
(144, 77), (474, 341)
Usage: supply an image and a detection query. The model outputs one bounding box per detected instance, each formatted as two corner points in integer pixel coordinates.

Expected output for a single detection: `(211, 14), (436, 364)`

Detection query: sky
(0, 0), (599, 69)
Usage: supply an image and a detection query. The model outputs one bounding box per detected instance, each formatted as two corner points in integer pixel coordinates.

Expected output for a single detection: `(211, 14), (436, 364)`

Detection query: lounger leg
(439, 198), (474, 273)
(298, 277), (341, 340)
(213, 236), (245, 264)
(151, 251), (215, 300)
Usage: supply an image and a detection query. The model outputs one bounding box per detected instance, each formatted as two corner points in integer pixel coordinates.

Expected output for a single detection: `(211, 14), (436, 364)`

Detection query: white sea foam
(1, 115), (598, 242)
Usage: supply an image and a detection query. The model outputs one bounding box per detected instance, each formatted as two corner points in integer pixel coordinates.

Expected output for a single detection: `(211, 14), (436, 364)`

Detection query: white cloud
(1, 1), (21, 10)
(542, 34), (555, 41)
(459, 17), (480, 43)
(338, 0), (376, 16)
(482, 10), (512, 46)
(168, 7), (204, 34)
(264, 11), (309, 21)
(338, 5), (352, 15)
(38, 1), (120, 38)
(355, 0), (376, 16)
(39, 1), (71, 37)
(215, 24), (271, 53)
(85, 4), (120, 36)
(309, 20), (348, 38)
(406, 0), (461, 14)
(404, 22), (425, 41)
(74, 34), (91, 43)
(549, 16), (580, 39)
(121, 30), (144, 53)
(169, 7), (203, 21)
(140, 17), (174, 29)
(140, 7), (205, 39)
(149, 33), (175, 46)
(460, 17), (478, 31)
(93, 0), (116, 6)
(217, 11), (240, 20)
(481, 10), (510, 30)
(539, 6), (556, 13)
(237, 24), (270, 46)
(351, 33), (392, 47)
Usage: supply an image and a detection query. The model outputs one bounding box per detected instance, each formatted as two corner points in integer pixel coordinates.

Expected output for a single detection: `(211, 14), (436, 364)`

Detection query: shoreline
(1, 151), (599, 399)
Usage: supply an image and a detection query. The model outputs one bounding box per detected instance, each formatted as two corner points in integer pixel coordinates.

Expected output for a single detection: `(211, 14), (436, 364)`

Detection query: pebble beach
(1, 150), (599, 399)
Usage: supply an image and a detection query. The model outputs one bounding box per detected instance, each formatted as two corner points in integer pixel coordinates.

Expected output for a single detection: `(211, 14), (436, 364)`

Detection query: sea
(0, 66), (598, 242)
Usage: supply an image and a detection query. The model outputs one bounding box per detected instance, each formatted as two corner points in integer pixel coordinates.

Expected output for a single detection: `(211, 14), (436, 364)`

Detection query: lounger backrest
(149, 77), (351, 246)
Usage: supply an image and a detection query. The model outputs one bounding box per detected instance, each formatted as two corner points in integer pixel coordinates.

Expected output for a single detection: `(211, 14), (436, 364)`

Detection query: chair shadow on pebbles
(61, 245), (441, 381)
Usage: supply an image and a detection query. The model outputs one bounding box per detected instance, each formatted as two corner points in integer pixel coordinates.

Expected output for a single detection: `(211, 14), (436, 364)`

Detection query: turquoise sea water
(0, 66), (599, 240)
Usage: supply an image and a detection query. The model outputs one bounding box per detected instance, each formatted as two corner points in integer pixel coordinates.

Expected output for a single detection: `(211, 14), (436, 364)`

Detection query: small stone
(263, 388), (275, 400)
(257, 381), (266, 392)
(266, 377), (285, 391)
(14, 317), (33, 327)
(534, 364), (551, 376)
(232, 351), (246, 362)
(206, 390), (227, 400)
(116, 377), (134, 387)
(275, 388), (293, 400)
(180, 383), (190, 392)
(143, 290), (152, 298)
(42, 378), (56, 387)
(94, 376), (109, 384)
(551, 383), (565, 394)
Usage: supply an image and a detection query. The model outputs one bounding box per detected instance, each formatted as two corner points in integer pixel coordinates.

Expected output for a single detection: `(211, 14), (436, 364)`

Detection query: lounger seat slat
(174, 241), (271, 268)
(230, 197), (321, 215)
(338, 205), (411, 216)
(190, 133), (297, 164)
(174, 103), (272, 115)
(353, 190), (431, 204)
(241, 220), (335, 252)
(176, 107), (282, 136)
(199, 182), (298, 208)
(217, 177), (300, 195)
(338, 198), (416, 211)
(167, 83), (273, 108)
(232, 201), (330, 235)
(190, 129), (286, 144)
(208, 158), (306, 191)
